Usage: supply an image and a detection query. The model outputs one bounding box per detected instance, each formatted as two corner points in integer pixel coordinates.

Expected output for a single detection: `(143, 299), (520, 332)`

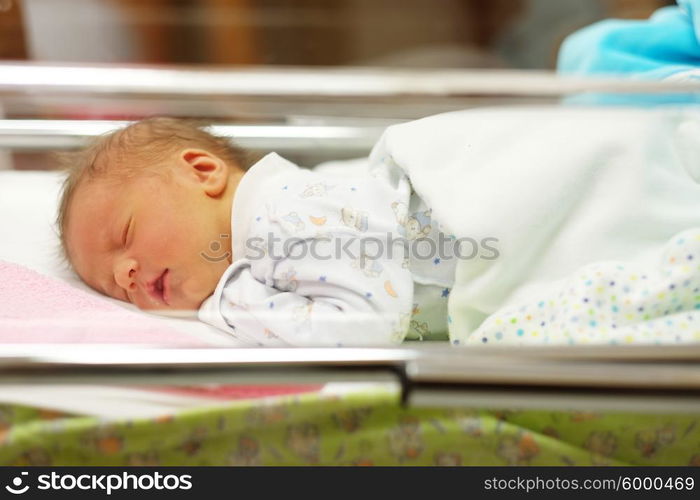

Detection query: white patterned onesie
(198, 153), (456, 346)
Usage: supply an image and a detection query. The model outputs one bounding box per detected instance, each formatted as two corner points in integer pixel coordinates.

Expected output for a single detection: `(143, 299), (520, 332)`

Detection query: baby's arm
(200, 234), (413, 346)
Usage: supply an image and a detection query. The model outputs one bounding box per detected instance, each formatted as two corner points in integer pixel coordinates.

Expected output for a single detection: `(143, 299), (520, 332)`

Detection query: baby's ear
(179, 149), (229, 197)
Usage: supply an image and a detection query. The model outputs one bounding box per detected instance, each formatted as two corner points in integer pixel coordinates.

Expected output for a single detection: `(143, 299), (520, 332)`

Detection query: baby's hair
(55, 116), (249, 264)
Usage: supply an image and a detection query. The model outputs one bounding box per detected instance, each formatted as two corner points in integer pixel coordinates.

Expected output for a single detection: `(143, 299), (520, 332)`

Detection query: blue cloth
(557, 0), (700, 80)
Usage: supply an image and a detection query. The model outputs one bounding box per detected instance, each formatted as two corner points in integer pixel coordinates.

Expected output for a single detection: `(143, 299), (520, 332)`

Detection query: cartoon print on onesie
(391, 202), (432, 240)
(280, 212), (305, 233)
(308, 214), (331, 239)
(300, 182), (334, 198)
(308, 215), (327, 226)
(352, 253), (384, 278)
(340, 206), (369, 232)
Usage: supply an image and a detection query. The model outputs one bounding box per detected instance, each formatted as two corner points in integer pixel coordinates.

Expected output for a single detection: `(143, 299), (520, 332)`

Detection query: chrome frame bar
(0, 119), (385, 152)
(1, 63), (696, 120)
(0, 63), (697, 98)
(0, 345), (698, 413)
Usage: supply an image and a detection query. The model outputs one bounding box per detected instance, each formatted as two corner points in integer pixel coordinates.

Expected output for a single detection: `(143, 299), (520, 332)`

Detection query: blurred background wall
(0, 0), (675, 170)
(2, 0), (673, 68)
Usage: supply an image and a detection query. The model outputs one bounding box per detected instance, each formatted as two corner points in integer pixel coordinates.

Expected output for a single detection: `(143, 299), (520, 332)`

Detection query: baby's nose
(114, 259), (139, 291)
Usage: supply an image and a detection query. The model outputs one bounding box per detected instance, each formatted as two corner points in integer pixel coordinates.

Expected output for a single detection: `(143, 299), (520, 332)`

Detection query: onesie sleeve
(201, 233), (413, 346)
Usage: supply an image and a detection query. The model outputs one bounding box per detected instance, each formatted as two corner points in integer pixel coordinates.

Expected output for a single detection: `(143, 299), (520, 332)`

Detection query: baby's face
(65, 156), (233, 313)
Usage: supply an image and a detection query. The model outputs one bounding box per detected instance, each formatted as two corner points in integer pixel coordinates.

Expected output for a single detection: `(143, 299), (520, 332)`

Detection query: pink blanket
(0, 260), (203, 345)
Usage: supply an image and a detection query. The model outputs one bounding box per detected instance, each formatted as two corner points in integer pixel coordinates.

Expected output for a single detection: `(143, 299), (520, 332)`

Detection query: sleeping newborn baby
(60, 110), (700, 347)
(59, 117), (459, 346)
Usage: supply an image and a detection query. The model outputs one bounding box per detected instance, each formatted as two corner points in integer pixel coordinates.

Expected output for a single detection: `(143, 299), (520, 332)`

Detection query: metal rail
(0, 119), (386, 152)
(0, 344), (698, 413)
(0, 63), (697, 119)
(0, 63), (697, 98)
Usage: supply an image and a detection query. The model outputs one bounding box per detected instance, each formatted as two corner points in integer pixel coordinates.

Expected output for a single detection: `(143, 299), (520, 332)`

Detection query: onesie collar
(229, 152), (300, 263)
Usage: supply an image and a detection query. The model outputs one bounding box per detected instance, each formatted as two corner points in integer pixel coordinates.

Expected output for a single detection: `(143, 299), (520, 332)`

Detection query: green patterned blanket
(0, 386), (697, 466)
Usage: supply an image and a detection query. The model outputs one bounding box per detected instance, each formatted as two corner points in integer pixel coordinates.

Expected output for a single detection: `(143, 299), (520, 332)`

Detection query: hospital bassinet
(1, 63), (699, 466)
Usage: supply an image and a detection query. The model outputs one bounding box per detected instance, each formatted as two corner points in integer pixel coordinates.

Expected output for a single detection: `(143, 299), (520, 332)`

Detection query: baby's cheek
(150, 216), (196, 256)
(185, 267), (224, 306)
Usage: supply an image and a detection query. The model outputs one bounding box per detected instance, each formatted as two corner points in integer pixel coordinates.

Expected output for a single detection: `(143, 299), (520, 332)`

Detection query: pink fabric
(0, 260), (203, 345)
(145, 384), (323, 400)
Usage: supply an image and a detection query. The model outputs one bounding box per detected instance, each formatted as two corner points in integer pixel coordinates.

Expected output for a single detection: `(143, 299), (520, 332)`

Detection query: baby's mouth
(149, 269), (170, 306)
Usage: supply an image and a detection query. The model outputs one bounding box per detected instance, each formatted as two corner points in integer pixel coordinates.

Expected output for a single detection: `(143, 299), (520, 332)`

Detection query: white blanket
(370, 107), (700, 343)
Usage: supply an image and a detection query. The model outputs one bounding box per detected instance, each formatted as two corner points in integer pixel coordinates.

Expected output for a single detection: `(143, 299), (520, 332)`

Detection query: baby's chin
(139, 299), (205, 318)
(135, 289), (213, 318)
